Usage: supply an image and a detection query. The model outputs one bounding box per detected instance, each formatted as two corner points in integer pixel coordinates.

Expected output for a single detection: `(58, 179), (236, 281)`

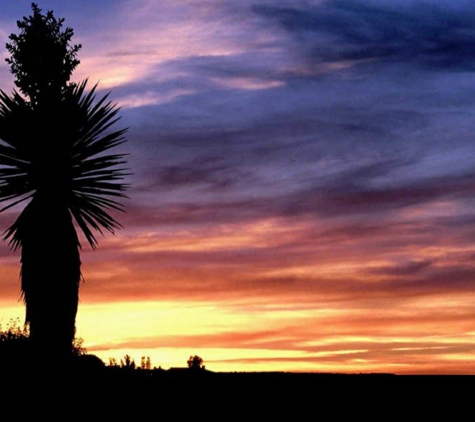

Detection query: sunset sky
(1, 0), (475, 374)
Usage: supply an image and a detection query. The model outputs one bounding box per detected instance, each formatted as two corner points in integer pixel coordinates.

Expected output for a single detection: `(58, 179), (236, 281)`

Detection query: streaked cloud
(1, 0), (475, 374)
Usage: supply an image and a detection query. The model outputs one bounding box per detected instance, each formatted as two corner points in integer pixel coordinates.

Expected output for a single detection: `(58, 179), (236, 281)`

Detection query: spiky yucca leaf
(0, 80), (128, 250)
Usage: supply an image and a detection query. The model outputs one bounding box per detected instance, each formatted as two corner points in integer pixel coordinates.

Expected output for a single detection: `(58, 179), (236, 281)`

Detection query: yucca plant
(0, 4), (128, 361)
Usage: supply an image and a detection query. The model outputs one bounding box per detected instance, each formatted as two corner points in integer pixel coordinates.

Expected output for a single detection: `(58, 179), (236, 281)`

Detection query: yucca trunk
(18, 195), (81, 361)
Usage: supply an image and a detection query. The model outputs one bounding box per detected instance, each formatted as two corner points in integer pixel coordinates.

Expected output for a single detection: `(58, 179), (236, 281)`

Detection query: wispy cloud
(253, 0), (475, 71)
(1, 0), (475, 374)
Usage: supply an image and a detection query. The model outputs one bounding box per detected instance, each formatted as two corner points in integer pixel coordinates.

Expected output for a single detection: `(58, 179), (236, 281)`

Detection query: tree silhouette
(0, 3), (128, 365)
(5, 3), (81, 108)
(187, 355), (205, 370)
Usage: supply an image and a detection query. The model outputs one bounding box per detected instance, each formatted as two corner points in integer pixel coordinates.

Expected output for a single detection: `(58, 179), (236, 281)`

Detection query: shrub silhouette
(0, 318), (88, 373)
(121, 354), (136, 369)
(187, 355), (205, 370)
(141, 356), (151, 370)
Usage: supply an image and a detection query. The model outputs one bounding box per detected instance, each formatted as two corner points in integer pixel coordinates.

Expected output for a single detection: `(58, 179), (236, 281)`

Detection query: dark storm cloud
(253, 0), (475, 71)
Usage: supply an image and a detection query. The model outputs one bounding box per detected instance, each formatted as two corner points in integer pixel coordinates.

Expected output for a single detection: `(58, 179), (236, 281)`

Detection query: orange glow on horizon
(1, 1), (475, 376)
(1, 209), (475, 374)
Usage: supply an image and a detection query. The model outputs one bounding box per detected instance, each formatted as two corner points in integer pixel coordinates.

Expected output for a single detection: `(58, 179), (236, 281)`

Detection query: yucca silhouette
(0, 4), (128, 360)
